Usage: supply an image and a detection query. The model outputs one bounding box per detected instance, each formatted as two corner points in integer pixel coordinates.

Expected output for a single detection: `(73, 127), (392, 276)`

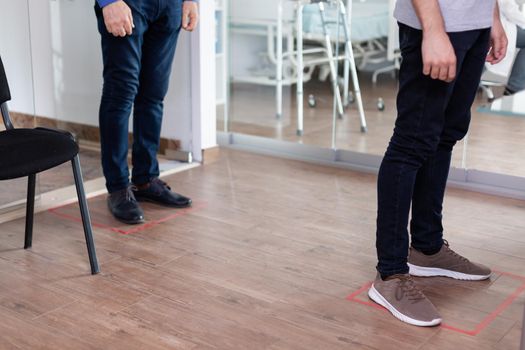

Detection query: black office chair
(0, 56), (99, 275)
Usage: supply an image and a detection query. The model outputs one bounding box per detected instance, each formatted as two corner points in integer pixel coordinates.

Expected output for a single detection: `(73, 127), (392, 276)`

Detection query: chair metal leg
(71, 155), (100, 275)
(24, 174), (36, 249)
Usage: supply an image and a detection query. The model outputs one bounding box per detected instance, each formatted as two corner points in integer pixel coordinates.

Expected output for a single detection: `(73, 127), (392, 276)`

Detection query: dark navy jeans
(376, 24), (491, 278)
(95, 0), (182, 193)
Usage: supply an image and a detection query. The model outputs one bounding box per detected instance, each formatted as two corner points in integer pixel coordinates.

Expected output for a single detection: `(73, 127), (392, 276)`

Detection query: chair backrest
(0, 56), (11, 106)
(0, 56), (14, 130)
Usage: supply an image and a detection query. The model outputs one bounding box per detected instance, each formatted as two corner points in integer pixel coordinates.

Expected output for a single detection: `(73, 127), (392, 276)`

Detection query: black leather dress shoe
(107, 187), (145, 225)
(133, 178), (192, 208)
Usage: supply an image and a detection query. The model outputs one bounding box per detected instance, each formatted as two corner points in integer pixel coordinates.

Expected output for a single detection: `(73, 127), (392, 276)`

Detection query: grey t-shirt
(394, 0), (496, 32)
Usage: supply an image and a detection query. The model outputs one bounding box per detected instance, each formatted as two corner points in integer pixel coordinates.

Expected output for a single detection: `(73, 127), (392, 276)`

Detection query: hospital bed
(302, 0), (390, 71)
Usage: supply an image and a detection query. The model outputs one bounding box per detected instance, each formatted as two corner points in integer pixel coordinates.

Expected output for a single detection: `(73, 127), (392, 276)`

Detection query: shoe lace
(124, 186), (138, 202)
(395, 275), (426, 304)
(443, 240), (469, 263)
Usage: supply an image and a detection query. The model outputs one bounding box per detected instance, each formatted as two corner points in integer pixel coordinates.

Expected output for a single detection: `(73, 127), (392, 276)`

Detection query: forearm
(493, 1), (501, 24)
(411, 0), (446, 34)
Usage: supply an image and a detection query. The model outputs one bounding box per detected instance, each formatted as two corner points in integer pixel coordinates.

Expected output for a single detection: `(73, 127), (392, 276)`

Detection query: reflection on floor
(0, 149), (522, 349)
(220, 72), (525, 177)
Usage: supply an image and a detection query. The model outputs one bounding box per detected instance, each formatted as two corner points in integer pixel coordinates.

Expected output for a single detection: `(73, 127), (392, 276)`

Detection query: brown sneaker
(408, 240), (491, 281)
(368, 274), (442, 327)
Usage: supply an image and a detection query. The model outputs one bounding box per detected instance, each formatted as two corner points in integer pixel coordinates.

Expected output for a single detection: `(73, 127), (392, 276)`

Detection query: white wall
(0, 0), (35, 115)
(47, 0), (196, 148)
(0, 0), (216, 156)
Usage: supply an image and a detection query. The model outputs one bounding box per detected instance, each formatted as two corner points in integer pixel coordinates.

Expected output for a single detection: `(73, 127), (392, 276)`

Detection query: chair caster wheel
(308, 94), (316, 108)
(347, 92), (355, 105)
(377, 98), (385, 111)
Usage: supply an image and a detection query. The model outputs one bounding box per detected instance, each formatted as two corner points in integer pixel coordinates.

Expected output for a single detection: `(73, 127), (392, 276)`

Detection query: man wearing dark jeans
(95, 0), (198, 224)
(368, 0), (508, 326)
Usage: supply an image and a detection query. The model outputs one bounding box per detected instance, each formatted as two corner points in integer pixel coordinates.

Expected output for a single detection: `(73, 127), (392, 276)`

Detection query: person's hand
(487, 16), (508, 65)
(421, 30), (457, 82)
(102, 0), (134, 37)
(182, 1), (199, 32)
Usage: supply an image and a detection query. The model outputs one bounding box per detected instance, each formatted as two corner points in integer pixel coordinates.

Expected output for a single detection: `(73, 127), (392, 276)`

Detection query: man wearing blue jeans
(368, 0), (508, 326)
(95, 0), (198, 224)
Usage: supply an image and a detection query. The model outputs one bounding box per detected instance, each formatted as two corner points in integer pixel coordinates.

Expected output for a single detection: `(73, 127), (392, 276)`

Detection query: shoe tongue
(385, 274), (410, 281)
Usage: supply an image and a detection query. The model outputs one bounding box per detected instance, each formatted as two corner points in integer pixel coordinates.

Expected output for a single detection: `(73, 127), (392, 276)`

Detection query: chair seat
(0, 128), (79, 180)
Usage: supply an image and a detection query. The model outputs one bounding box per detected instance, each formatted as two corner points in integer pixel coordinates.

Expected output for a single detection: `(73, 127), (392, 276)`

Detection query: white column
(190, 0), (217, 162)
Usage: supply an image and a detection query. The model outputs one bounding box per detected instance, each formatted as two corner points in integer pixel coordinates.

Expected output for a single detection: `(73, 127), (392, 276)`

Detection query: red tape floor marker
(48, 202), (208, 235)
(346, 271), (525, 336)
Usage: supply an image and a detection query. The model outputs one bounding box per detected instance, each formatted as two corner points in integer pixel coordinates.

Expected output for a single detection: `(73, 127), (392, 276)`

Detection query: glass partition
(220, 0), (469, 169)
(468, 91), (525, 178)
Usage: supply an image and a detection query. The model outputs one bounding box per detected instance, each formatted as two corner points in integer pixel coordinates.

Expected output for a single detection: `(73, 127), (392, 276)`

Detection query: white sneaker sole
(408, 263), (491, 281)
(368, 284), (442, 327)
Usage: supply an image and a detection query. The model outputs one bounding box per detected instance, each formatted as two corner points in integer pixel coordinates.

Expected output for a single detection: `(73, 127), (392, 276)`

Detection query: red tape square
(346, 270), (525, 336)
(48, 198), (207, 235)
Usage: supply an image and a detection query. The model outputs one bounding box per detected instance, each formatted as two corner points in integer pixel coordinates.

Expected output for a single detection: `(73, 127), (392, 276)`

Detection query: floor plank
(0, 149), (522, 349)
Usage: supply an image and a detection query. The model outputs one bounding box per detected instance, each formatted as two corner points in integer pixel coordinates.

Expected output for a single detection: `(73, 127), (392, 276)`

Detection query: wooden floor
(220, 72), (525, 178)
(0, 149), (523, 349)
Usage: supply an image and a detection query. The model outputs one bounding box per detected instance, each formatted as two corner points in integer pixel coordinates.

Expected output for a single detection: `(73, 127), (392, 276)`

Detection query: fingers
(486, 47), (493, 63)
(486, 48), (496, 64)
(187, 12), (199, 31)
(421, 33), (456, 83)
(123, 17), (133, 35)
(182, 2), (198, 32)
(102, 1), (134, 37)
(492, 41), (507, 65)
(447, 61), (456, 82)
(129, 11), (135, 29)
(182, 7), (190, 30)
(182, 11), (198, 31)
(429, 65), (440, 80)
(423, 61), (431, 76)
(424, 59), (456, 82)
(487, 45), (504, 64)
(438, 66), (449, 82)
(487, 23), (508, 65)
(109, 24), (129, 37)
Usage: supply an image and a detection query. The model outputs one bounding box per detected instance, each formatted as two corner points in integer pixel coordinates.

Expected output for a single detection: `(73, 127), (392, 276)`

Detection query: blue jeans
(95, 0), (182, 193)
(376, 24), (490, 278)
(507, 26), (525, 93)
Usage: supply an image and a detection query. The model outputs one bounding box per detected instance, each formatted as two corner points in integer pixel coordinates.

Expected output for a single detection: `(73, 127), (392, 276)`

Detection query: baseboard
(9, 112), (182, 155)
(218, 132), (525, 202)
(201, 146), (221, 165)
